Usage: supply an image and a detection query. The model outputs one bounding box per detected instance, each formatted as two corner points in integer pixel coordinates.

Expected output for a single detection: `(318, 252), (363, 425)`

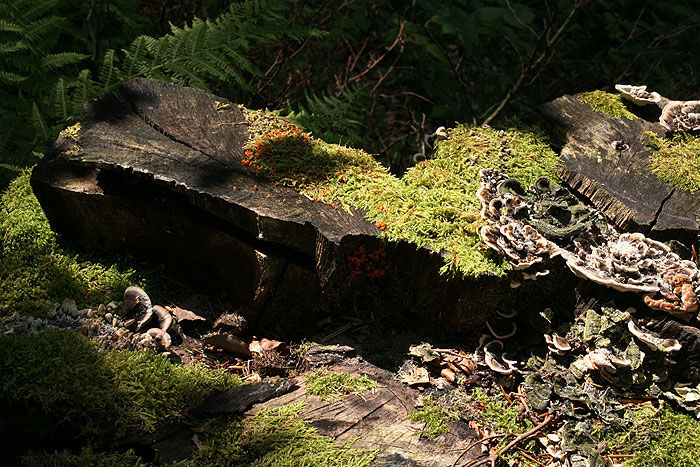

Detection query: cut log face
(30, 78), (512, 335)
(539, 95), (700, 244)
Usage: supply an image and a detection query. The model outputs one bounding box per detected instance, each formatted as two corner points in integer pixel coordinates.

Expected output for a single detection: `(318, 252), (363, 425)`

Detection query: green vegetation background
(2, 0), (700, 187)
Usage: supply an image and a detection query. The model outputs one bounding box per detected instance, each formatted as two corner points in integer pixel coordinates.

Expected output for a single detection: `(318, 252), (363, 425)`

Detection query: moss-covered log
(32, 78), (566, 336)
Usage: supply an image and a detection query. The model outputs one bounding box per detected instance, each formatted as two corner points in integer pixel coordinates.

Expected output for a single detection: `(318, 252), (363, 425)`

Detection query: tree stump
(539, 94), (700, 246)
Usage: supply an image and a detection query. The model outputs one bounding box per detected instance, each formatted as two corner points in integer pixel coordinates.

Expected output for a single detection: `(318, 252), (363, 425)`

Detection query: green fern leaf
(40, 52), (88, 71)
(31, 101), (49, 141)
(98, 49), (118, 88)
(0, 70), (26, 84)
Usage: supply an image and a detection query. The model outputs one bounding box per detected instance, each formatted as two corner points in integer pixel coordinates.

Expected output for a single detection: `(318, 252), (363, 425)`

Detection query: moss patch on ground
(578, 90), (638, 120)
(647, 132), (700, 192)
(407, 395), (460, 438)
(306, 369), (377, 402)
(177, 402), (376, 466)
(0, 171), (172, 316)
(0, 329), (240, 437)
(608, 402), (700, 467)
(242, 109), (559, 277)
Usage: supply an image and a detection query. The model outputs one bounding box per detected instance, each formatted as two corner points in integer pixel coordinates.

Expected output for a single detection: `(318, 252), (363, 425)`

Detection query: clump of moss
(407, 395), (460, 437)
(578, 90), (637, 120)
(182, 402), (376, 466)
(0, 171), (167, 316)
(306, 369), (377, 402)
(608, 403), (700, 467)
(468, 388), (532, 435)
(0, 329), (240, 437)
(241, 110), (559, 277)
(23, 446), (147, 467)
(647, 132), (700, 191)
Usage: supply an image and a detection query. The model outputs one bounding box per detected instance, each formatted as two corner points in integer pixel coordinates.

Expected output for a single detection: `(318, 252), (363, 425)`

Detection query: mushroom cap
(146, 327), (172, 349)
(152, 305), (173, 331)
(122, 286), (152, 318)
(483, 340), (514, 374)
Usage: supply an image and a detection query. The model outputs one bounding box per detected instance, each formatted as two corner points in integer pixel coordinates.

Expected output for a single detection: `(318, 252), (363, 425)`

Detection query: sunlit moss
(647, 132), (700, 192)
(306, 369), (377, 402)
(0, 329), (240, 436)
(22, 446), (147, 467)
(407, 395), (460, 437)
(608, 403), (700, 467)
(578, 90), (637, 120)
(181, 403), (376, 466)
(242, 110), (559, 277)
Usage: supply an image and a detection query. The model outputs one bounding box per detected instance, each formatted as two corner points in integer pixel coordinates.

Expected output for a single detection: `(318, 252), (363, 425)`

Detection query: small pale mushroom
(483, 340), (515, 375)
(614, 84), (662, 106)
(628, 320), (681, 353)
(146, 328), (172, 349)
(544, 333), (571, 354)
(123, 286), (152, 319)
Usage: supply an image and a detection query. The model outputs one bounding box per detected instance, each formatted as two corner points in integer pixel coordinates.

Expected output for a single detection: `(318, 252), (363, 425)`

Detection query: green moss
(242, 110), (559, 277)
(647, 132), (700, 191)
(181, 402), (376, 466)
(608, 403), (700, 467)
(0, 329), (240, 436)
(0, 171), (168, 316)
(407, 395), (460, 437)
(23, 446), (147, 467)
(468, 388), (532, 435)
(306, 369), (377, 402)
(59, 122), (81, 141)
(578, 90), (637, 120)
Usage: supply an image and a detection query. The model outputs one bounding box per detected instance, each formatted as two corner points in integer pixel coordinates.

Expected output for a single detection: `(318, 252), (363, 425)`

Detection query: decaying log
(30, 78), (509, 336)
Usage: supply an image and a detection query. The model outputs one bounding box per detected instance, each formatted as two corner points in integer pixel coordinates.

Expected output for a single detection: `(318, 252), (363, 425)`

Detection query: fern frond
(98, 49), (117, 88)
(0, 70), (26, 84)
(31, 101), (49, 141)
(54, 77), (67, 121)
(0, 19), (23, 33)
(40, 52), (88, 71)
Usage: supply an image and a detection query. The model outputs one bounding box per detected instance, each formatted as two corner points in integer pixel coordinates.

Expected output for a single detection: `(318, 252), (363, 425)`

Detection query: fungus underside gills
(242, 109), (559, 277)
(578, 90), (637, 120)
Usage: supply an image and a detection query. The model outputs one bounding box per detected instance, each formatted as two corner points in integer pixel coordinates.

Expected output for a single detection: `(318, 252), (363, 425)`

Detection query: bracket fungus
(628, 320), (682, 353)
(483, 340), (517, 375)
(544, 333), (571, 355)
(563, 233), (700, 321)
(479, 169), (700, 321)
(659, 100), (700, 132)
(614, 84), (662, 107)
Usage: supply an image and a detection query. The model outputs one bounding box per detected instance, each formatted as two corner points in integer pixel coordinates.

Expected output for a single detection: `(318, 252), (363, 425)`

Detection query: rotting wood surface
(248, 357), (482, 467)
(539, 95), (700, 245)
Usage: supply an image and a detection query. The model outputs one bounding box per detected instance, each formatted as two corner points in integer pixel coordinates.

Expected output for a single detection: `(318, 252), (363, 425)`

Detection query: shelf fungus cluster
(477, 169), (700, 322)
(615, 83), (700, 132)
(477, 168), (562, 272)
(563, 233), (699, 321)
(122, 286), (175, 349)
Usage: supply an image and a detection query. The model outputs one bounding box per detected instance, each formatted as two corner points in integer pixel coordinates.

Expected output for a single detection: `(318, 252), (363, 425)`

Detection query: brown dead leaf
(400, 367), (431, 386)
(441, 368), (456, 382)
